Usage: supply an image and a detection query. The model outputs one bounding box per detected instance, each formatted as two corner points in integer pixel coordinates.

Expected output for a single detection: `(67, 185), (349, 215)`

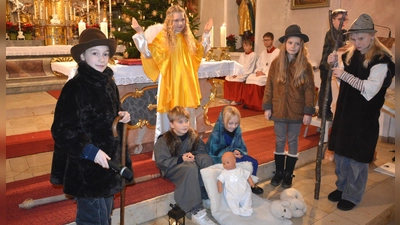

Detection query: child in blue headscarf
(206, 106), (263, 194)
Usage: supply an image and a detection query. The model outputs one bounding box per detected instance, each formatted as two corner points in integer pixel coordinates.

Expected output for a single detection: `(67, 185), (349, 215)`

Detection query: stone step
(6, 92), (57, 120)
(6, 76), (67, 95)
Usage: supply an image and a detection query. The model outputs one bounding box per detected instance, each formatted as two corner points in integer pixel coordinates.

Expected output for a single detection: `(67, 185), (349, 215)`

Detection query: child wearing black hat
(50, 28), (132, 224)
(262, 24), (315, 189)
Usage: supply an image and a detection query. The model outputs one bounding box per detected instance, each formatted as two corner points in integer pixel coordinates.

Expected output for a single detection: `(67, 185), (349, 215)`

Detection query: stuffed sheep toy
(270, 188), (307, 221)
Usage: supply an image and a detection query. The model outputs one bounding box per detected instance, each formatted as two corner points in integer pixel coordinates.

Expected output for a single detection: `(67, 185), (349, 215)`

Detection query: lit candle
(78, 20), (86, 35)
(209, 25), (214, 47)
(109, 0), (112, 15)
(100, 18), (108, 38)
(220, 24), (226, 47)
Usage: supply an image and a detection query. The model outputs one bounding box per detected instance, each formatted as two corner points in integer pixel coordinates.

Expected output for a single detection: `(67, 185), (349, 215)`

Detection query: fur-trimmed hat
(71, 28), (117, 63)
(345, 13), (377, 34)
(279, 24), (309, 43)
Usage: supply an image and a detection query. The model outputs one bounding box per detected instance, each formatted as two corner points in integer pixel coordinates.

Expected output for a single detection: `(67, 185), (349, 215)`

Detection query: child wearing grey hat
(327, 13), (395, 211)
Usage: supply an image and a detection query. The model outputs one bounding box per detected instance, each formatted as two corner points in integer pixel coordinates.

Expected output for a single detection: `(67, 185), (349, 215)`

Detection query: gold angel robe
(141, 32), (204, 113)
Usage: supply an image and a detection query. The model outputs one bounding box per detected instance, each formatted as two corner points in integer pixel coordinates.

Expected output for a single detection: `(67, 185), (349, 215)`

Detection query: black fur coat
(50, 62), (133, 198)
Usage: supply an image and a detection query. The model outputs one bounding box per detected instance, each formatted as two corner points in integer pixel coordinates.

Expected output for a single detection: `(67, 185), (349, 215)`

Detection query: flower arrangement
(22, 23), (34, 34)
(226, 34), (237, 47)
(87, 24), (100, 29)
(6, 22), (18, 34)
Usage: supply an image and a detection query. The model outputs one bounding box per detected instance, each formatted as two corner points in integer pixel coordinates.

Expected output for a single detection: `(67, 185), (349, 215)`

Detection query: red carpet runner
(207, 105), (264, 123)
(6, 125), (319, 225)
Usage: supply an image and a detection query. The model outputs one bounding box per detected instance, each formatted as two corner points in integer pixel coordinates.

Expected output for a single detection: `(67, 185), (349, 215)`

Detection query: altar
(51, 59), (244, 154)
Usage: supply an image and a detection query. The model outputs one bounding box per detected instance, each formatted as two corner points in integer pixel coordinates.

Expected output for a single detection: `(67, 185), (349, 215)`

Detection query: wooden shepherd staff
(314, 10), (348, 200)
(112, 115), (128, 225)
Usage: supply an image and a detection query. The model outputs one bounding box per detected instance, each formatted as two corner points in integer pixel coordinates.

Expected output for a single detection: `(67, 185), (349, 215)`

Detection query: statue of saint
(50, 14), (61, 24)
(237, 0), (256, 40)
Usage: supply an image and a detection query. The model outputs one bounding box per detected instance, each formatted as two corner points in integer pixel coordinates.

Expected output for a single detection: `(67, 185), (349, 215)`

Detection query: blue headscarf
(205, 106), (248, 163)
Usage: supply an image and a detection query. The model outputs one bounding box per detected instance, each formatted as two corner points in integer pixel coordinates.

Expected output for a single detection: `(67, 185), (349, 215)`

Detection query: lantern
(168, 203), (186, 225)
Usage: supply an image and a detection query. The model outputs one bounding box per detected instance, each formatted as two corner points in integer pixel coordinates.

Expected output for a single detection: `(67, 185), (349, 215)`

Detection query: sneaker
(251, 185), (264, 194)
(202, 199), (211, 210)
(230, 101), (241, 105)
(219, 99), (231, 104)
(337, 199), (356, 211)
(191, 209), (217, 225)
(328, 190), (342, 202)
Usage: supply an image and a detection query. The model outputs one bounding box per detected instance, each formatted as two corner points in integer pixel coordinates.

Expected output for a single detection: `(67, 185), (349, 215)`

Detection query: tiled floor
(6, 92), (395, 225)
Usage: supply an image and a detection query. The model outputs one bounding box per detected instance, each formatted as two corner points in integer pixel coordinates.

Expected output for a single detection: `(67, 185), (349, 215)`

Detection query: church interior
(6, 0), (396, 224)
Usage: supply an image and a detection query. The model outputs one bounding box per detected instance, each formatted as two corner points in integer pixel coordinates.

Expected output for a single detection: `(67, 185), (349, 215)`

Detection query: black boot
(281, 156), (298, 188)
(270, 154), (285, 186)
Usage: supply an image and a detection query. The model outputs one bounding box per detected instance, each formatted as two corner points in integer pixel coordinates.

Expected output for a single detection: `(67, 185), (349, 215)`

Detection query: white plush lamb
(280, 188), (307, 217)
(270, 188), (307, 221)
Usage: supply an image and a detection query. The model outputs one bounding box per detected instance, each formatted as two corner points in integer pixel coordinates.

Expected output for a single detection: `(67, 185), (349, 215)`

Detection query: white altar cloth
(51, 59), (244, 85)
(6, 45), (126, 57)
(6, 45), (74, 56)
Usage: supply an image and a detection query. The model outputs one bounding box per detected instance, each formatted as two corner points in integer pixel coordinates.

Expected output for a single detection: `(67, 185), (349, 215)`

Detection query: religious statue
(17, 30), (25, 40)
(237, 0), (256, 42)
(50, 14), (61, 24)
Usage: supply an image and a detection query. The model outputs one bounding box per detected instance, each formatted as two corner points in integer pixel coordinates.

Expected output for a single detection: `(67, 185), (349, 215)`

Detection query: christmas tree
(112, 0), (200, 58)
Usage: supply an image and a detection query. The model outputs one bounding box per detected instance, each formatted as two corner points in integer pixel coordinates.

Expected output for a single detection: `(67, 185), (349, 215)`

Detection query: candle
(100, 18), (108, 38)
(98, 0), (100, 13)
(70, 6), (72, 19)
(78, 20), (86, 35)
(34, 5), (37, 19)
(39, 4), (43, 20)
(220, 24), (226, 47)
(209, 25), (214, 47)
(65, 8), (68, 21)
(73, 8), (76, 21)
(109, 0), (112, 14)
(45, 7), (48, 19)
(87, 0), (89, 13)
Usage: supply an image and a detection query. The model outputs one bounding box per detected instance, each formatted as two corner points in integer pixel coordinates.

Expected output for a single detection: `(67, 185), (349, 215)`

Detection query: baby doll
(217, 152), (254, 217)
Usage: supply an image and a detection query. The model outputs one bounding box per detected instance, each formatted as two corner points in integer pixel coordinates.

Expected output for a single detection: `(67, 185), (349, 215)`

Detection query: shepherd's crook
(314, 10), (347, 200)
(112, 116), (128, 225)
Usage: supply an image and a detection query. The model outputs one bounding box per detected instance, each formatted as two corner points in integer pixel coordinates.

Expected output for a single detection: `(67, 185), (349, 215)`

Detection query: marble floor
(6, 91), (396, 225)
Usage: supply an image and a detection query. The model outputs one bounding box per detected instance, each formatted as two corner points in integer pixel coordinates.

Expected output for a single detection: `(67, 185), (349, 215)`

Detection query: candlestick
(100, 18), (108, 38)
(78, 20), (86, 35)
(209, 25), (214, 47)
(220, 24), (226, 47)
